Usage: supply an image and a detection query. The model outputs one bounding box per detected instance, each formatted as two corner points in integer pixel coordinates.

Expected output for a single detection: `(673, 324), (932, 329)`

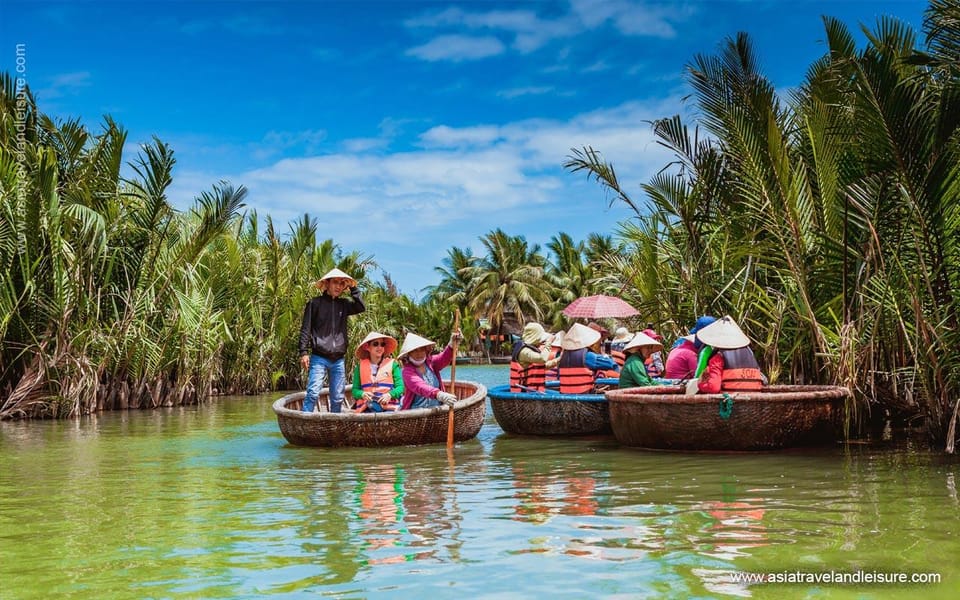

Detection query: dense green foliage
(564, 3), (960, 448)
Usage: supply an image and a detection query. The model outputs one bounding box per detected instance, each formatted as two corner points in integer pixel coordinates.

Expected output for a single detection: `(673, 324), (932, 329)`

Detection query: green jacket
(618, 354), (654, 388)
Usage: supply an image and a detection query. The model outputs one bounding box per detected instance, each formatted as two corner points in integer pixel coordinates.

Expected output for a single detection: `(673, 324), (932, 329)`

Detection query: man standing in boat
(299, 268), (366, 413)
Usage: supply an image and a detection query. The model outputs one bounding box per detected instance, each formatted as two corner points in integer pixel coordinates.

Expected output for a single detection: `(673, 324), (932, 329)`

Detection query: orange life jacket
(558, 348), (594, 394)
(355, 358), (397, 412)
(509, 341), (547, 392)
(610, 349), (626, 368)
(718, 347), (763, 391)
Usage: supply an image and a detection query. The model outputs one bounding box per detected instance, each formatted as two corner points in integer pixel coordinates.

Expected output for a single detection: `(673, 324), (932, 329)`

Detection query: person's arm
(518, 346), (548, 364)
(390, 361), (405, 399)
(298, 301), (312, 357)
(347, 286), (366, 315)
(698, 353), (724, 394)
(403, 367), (441, 400)
(634, 363), (654, 386)
(618, 360), (638, 388)
(352, 363), (363, 400)
(432, 345), (454, 372)
(585, 351), (619, 372)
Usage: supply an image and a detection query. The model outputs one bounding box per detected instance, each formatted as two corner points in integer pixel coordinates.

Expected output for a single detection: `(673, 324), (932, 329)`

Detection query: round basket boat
(488, 384), (611, 436)
(273, 380), (487, 447)
(604, 384), (850, 451)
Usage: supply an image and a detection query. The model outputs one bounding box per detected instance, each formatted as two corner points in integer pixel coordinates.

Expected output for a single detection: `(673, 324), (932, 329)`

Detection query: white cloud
(497, 86), (556, 99)
(404, 0), (690, 62)
(35, 71), (91, 100)
(162, 98), (681, 293)
(406, 35), (506, 62)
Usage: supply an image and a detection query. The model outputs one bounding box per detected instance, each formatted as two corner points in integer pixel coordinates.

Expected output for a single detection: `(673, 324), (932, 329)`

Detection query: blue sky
(4, 0), (928, 296)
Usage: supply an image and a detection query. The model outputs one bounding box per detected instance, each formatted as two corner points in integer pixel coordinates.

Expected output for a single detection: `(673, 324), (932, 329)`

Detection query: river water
(1, 365), (958, 599)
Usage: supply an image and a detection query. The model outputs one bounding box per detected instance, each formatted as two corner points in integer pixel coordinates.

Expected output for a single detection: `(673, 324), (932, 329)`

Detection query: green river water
(1, 365), (958, 599)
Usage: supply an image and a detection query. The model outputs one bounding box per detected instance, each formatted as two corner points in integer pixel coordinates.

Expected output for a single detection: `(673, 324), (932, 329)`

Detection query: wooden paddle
(447, 308), (461, 448)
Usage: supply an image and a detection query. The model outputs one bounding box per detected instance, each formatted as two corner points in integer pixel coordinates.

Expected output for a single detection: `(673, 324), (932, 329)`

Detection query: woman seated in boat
(351, 331), (404, 412)
(618, 331), (664, 388)
(664, 315), (716, 379)
(398, 330), (462, 409)
(509, 322), (560, 392)
(692, 315), (765, 394)
(640, 328), (665, 378)
(558, 323), (619, 394)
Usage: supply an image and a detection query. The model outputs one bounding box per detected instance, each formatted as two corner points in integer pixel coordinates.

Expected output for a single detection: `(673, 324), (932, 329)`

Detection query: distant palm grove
(1, 1), (958, 449)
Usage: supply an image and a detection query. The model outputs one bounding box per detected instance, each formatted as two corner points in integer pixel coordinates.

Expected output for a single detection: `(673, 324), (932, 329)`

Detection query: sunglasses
(369, 341), (387, 347)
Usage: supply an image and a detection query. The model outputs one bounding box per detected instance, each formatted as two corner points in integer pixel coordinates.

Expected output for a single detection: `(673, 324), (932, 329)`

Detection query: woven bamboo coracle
(273, 380), (487, 447)
(488, 384), (611, 436)
(604, 384), (850, 451)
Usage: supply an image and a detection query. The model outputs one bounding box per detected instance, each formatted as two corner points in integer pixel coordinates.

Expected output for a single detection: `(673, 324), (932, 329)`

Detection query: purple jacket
(665, 339), (699, 379)
(400, 345), (454, 410)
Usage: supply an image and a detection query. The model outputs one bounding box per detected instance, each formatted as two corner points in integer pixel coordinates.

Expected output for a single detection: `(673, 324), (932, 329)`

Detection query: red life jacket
(509, 341), (547, 392)
(558, 348), (594, 394)
(355, 358), (397, 412)
(718, 347), (763, 391)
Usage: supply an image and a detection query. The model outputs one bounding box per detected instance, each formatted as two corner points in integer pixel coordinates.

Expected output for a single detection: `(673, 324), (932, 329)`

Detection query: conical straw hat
(397, 332), (436, 360)
(355, 331), (398, 359)
(695, 315), (751, 349)
(611, 327), (633, 343)
(561, 322), (601, 351)
(315, 267), (358, 291)
(623, 331), (663, 353)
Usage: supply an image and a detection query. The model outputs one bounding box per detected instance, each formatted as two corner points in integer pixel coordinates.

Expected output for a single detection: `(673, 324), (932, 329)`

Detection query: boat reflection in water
(351, 462), (461, 567)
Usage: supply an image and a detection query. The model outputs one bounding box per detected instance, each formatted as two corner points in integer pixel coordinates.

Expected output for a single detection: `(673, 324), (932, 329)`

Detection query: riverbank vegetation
(1, 2), (957, 449)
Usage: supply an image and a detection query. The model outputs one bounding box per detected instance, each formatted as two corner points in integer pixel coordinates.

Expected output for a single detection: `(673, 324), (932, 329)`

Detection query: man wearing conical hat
(618, 332), (663, 389)
(693, 315), (764, 394)
(298, 268), (365, 413)
(509, 322), (560, 393)
(557, 323), (620, 394)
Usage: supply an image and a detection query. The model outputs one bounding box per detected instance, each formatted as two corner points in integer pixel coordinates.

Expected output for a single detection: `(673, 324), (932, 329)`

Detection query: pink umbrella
(562, 295), (639, 319)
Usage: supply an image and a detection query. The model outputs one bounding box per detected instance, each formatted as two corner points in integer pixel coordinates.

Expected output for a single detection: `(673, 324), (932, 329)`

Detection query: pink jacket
(664, 339), (699, 379)
(400, 345), (454, 410)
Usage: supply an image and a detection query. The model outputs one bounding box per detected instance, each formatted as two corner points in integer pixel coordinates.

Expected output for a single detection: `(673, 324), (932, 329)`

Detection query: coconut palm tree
(465, 229), (552, 340)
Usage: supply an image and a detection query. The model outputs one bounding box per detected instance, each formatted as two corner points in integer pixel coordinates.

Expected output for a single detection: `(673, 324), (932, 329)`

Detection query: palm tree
(466, 229), (552, 342)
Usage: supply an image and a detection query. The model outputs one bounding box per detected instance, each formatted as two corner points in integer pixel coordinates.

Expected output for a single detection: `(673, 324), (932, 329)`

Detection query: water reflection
(349, 462), (454, 567)
(696, 480), (769, 560)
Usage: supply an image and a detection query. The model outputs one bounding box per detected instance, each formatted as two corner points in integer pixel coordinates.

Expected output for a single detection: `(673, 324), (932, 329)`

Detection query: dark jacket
(298, 287), (365, 359)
